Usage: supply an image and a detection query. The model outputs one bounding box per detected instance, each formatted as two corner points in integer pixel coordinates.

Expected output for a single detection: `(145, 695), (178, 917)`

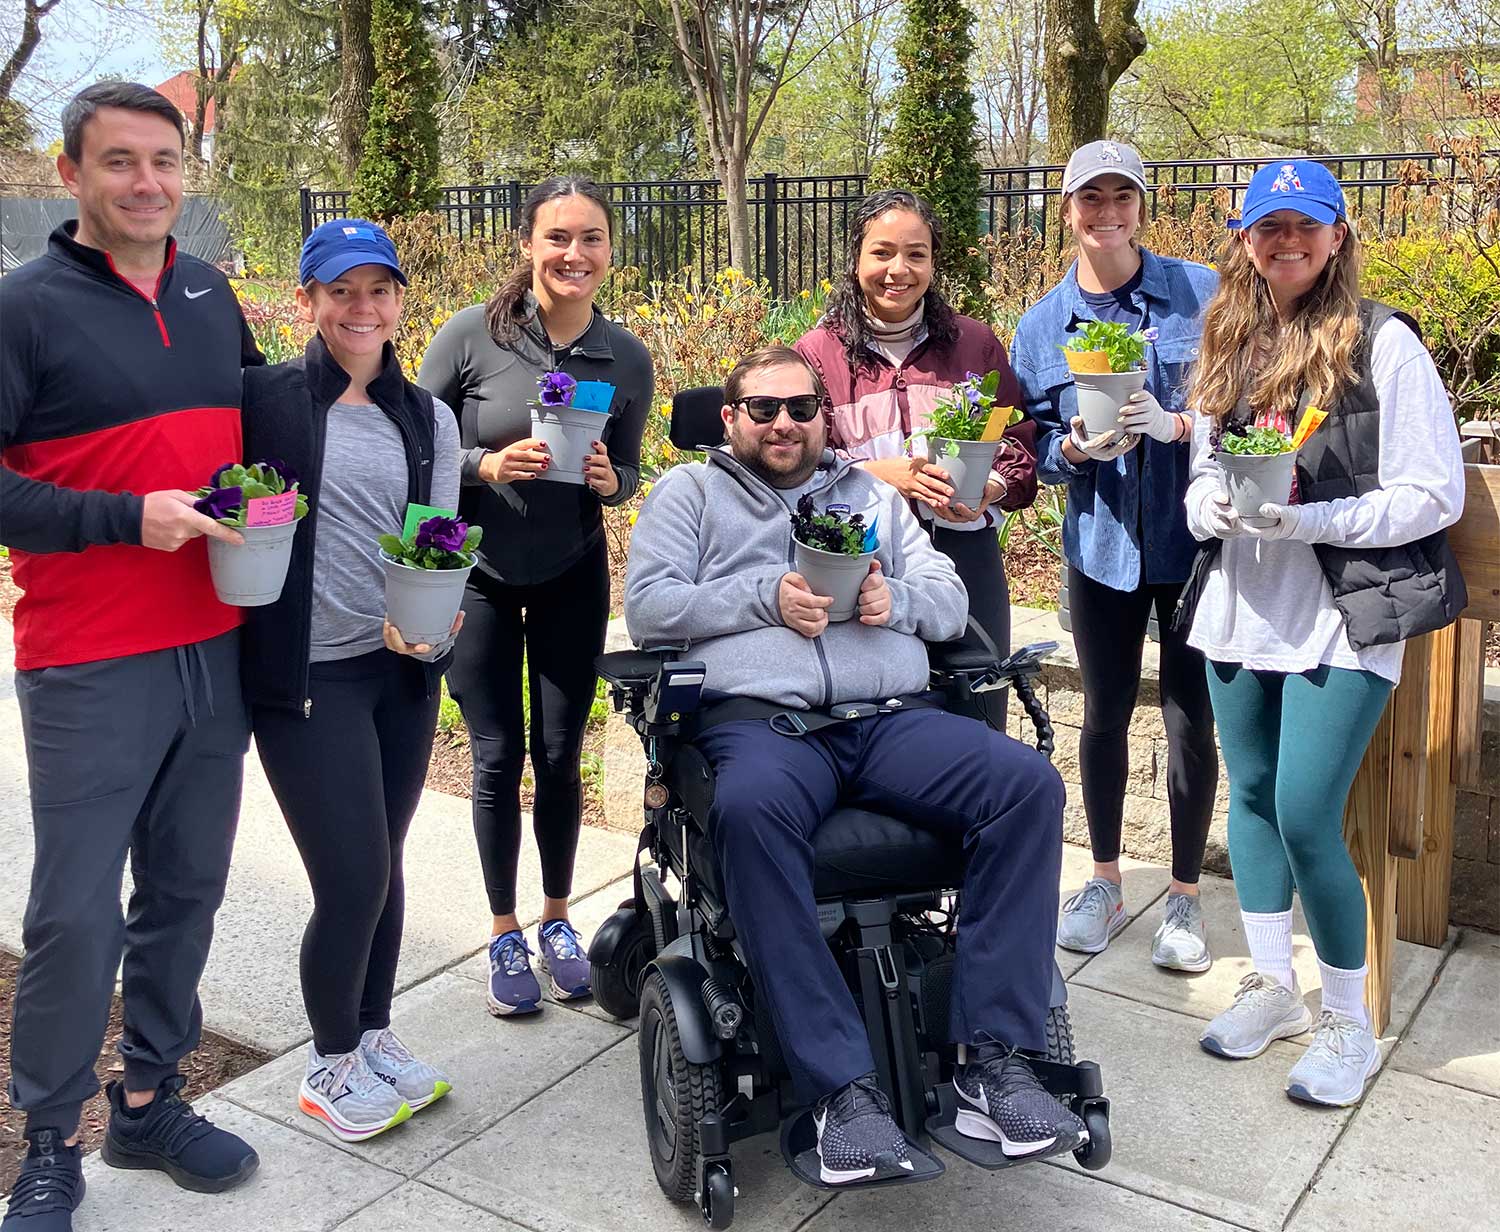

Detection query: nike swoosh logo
(184, 287), (212, 299)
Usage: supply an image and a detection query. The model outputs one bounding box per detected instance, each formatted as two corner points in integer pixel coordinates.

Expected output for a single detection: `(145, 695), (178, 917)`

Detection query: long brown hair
(484, 176), (614, 345)
(1191, 219), (1363, 422)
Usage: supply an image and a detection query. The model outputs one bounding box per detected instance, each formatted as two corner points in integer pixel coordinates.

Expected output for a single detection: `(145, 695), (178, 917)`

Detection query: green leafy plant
(1220, 426), (1294, 456)
(1062, 321), (1158, 372)
(790, 494), (872, 557)
(193, 461), (309, 526)
(378, 515), (483, 569)
(921, 370), (1022, 455)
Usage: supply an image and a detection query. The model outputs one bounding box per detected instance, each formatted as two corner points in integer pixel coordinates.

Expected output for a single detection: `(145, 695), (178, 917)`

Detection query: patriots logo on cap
(341, 225), (374, 238)
(1100, 143), (1123, 162)
(1270, 164), (1304, 193)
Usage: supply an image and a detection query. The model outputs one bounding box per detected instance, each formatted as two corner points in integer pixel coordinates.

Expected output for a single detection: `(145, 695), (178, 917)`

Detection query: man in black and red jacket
(0, 83), (262, 1231)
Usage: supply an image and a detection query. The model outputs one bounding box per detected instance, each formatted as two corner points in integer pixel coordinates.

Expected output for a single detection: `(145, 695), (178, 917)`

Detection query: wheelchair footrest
(779, 1108), (944, 1191)
(924, 1082), (1088, 1172)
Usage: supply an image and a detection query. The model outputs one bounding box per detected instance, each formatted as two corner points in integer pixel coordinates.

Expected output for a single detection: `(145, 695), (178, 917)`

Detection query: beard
(727, 421), (822, 488)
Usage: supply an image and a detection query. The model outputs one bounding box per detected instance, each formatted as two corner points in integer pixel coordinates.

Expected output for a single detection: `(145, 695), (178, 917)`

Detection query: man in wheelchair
(623, 346), (1085, 1186)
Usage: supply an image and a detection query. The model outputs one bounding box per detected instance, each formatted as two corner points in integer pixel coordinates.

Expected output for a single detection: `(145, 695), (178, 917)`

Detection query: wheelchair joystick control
(701, 977), (744, 1040)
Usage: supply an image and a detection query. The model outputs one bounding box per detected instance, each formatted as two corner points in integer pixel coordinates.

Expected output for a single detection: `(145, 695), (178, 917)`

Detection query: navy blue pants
(696, 708), (1065, 1103)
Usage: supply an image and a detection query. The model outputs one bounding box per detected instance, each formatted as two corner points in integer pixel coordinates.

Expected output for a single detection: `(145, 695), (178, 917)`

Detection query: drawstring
(173, 643), (216, 727)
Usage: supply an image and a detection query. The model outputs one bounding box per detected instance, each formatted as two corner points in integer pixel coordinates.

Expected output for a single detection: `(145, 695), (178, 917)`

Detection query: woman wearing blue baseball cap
(1011, 140), (1222, 976)
(1178, 160), (1466, 1106)
(239, 218), (463, 1141)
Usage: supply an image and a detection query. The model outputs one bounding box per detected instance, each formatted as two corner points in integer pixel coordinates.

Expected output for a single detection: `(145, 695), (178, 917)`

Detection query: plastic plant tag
(862, 514), (879, 552)
(1063, 350), (1113, 375)
(1290, 406), (1327, 450)
(245, 492), (298, 526)
(402, 502), (457, 540)
(979, 406), (1021, 442)
(569, 381), (616, 413)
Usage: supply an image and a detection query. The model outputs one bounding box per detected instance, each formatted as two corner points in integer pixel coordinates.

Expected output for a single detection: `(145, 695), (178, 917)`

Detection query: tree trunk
(1042, 0), (1146, 163)
(722, 153), (752, 274)
(336, 0), (376, 177)
(0, 0), (62, 104)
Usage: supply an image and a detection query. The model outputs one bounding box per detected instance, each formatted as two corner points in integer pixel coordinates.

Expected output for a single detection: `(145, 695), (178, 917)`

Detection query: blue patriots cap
(298, 218), (408, 285)
(1229, 160), (1347, 230)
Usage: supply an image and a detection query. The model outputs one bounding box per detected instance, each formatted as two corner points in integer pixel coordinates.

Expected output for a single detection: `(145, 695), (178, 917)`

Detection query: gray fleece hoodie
(624, 447), (968, 708)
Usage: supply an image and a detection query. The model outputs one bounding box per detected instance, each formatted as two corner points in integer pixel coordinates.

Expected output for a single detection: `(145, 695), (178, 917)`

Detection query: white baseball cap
(1062, 141), (1149, 195)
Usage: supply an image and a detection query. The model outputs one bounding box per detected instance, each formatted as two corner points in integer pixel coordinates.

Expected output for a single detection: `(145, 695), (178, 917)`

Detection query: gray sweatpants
(8, 630), (247, 1136)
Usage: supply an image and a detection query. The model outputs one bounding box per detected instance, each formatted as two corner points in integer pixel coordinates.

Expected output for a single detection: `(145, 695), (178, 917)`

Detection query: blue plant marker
(570, 381), (616, 413)
(862, 514), (879, 552)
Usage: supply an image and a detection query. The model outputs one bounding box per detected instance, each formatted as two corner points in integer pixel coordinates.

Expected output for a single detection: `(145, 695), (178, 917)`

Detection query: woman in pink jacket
(794, 189), (1037, 658)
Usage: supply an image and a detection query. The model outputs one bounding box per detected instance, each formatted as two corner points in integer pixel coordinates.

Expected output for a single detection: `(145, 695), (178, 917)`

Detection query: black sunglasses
(735, 395), (824, 424)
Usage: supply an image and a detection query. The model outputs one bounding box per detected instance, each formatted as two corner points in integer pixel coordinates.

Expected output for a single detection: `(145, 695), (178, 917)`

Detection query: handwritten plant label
(245, 492), (299, 526)
(570, 381), (616, 413)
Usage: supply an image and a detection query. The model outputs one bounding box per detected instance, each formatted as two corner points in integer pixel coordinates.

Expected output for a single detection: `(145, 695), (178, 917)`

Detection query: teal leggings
(1204, 662), (1392, 970)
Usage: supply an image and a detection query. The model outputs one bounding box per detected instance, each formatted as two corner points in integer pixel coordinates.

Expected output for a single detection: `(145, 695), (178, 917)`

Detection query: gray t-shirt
(309, 397), (461, 661)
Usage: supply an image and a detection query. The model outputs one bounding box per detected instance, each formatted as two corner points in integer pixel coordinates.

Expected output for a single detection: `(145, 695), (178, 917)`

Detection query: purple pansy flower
(194, 486), (243, 520)
(258, 458), (298, 488)
(414, 515), (469, 554)
(538, 371), (578, 407)
(209, 462), (239, 488)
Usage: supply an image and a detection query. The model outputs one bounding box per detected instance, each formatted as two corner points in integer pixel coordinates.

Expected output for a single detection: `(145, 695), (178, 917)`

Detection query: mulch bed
(0, 949), (268, 1197)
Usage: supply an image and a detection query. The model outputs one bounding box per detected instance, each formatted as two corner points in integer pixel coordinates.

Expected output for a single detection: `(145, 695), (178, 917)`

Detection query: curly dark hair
(820, 189), (960, 372)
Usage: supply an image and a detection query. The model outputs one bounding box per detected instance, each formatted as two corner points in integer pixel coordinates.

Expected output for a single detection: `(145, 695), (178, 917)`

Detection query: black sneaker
(813, 1074), (916, 1185)
(953, 1046), (1087, 1158)
(2, 1128), (84, 1232)
(101, 1076), (258, 1193)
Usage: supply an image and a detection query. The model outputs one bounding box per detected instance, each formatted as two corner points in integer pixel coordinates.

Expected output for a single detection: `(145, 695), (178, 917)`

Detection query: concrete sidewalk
(1, 619), (1496, 1230)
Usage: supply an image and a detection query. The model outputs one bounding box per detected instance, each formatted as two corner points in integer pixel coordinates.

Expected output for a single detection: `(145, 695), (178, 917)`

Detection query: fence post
(298, 187), (312, 240)
(762, 172), (780, 299)
(507, 180), (523, 233)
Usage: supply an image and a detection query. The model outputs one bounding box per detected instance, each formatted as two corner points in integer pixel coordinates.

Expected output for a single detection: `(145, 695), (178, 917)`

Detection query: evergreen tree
(352, 0), (441, 219)
(874, 0), (986, 307)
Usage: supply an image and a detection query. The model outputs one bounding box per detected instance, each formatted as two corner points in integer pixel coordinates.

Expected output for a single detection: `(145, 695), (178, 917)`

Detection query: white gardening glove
(1243, 502), (1304, 541)
(1118, 390), (1180, 443)
(1201, 490), (1245, 539)
(1068, 416), (1139, 462)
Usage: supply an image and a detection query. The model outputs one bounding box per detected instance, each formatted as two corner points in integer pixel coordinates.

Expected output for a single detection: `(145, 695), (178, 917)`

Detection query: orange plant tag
(1063, 349), (1113, 375)
(1290, 406), (1327, 450)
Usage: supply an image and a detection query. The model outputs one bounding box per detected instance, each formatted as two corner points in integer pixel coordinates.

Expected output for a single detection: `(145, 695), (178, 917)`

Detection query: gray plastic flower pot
(1072, 369), (1148, 437)
(1217, 448), (1298, 522)
(924, 437), (996, 508)
(207, 519), (299, 607)
(793, 541), (875, 623)
(531, 405), (608, 486)
(380, 551), (475, 646)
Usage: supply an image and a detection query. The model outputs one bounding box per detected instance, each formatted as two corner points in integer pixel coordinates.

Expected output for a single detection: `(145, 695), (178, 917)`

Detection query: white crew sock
(1241, 909), (1295, 991)
(1317, 960), (1370, 1029)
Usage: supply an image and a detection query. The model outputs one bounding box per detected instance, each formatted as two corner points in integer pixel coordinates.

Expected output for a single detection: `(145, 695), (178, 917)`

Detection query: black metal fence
(301, 151), (1490, 300)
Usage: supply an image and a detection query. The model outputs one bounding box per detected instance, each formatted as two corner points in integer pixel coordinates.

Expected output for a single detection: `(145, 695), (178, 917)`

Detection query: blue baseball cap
(299, 218), (408, 286)
(1229, 160), (1347, 230)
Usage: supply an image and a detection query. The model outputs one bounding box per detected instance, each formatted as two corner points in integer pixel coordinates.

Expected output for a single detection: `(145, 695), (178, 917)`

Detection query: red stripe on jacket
(5, 406), (243, 669)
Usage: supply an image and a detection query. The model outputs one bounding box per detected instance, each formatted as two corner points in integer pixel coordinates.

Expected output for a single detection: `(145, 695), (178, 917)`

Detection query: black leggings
(446, 536), (610, 916)
(254, 650), (439, 1056)
(1067, 565), (1218, 884)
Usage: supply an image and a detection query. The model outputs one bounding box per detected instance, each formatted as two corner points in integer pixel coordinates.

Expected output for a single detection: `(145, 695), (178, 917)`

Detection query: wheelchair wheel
(1044, 1003), (1076, 1065)
(639, 970), (724, 1203)
(592, 913), (653, 1019)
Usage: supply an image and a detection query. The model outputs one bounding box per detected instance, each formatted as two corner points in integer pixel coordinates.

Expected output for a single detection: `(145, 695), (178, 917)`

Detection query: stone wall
(1452, 718), (1500, 933)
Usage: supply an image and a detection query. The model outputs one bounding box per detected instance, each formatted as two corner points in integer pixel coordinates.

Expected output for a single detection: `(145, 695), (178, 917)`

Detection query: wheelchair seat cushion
(811, 807), (965, 896)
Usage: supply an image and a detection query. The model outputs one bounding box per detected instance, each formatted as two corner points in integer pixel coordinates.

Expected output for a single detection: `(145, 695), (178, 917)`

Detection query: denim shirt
(1010, 249), (1218, 591)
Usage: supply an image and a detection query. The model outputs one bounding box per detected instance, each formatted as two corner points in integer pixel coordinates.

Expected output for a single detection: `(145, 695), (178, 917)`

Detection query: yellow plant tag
(980, 406), (1021, 441)
(1290, 406), (1327, 450)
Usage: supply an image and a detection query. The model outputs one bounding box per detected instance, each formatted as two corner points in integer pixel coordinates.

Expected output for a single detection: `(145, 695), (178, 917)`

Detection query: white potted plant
(195, 460), (308, 606)
(1215, 426), (1299, 524)
(1062, 322), (1158, 436)
(529, 371), (612, 485)
(378, 516), (484, 646)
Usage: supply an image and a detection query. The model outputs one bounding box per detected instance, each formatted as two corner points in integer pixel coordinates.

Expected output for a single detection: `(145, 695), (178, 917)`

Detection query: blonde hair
(1191, 220), (1362, 423)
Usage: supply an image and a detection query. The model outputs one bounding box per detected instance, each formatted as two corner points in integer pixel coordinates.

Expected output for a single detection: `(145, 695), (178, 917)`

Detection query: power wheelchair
(587, 388), (1112, 1228)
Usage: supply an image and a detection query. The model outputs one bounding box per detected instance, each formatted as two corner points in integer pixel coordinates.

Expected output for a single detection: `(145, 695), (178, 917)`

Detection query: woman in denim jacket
(1011, 141), (1220, 972)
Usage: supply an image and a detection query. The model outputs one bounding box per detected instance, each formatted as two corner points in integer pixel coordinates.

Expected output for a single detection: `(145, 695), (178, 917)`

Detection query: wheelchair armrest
(595, 650), (668, 690)
(927, 638), (1001, 674)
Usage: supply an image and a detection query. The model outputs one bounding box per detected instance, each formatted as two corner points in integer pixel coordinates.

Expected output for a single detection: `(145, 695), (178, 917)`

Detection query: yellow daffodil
(636, 305), (653, 319)
(800, 289), (811, 299)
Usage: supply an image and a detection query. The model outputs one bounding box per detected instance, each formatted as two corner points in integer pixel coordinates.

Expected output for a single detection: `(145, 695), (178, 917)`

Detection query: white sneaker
(299, 1045), (412, 1141)
(1285, 1011), (1380, 1107)
(1200, 972), (1313, 1059)
(1056, 878), (1126, 953)
(360, 1027), (453, 1113)
(1151, 892), (1212, 973)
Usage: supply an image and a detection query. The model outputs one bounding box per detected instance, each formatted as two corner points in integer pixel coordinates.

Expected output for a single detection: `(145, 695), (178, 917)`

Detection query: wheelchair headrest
(670, 386), (728, 452)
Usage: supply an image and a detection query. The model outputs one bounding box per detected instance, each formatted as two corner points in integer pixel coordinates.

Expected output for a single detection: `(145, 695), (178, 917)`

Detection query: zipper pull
(303, 698), (313, 718)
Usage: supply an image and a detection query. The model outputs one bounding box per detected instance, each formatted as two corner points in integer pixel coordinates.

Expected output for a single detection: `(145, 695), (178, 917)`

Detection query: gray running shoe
(1285, 1011), (1380, 1107)
(1056, 878), (1126, 953)
(299, 1045), (412, 1142)
(1200, 972), (1313, 1059)
(1151, 892), (1212, 972)
(360, 1028), (453, 1112)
